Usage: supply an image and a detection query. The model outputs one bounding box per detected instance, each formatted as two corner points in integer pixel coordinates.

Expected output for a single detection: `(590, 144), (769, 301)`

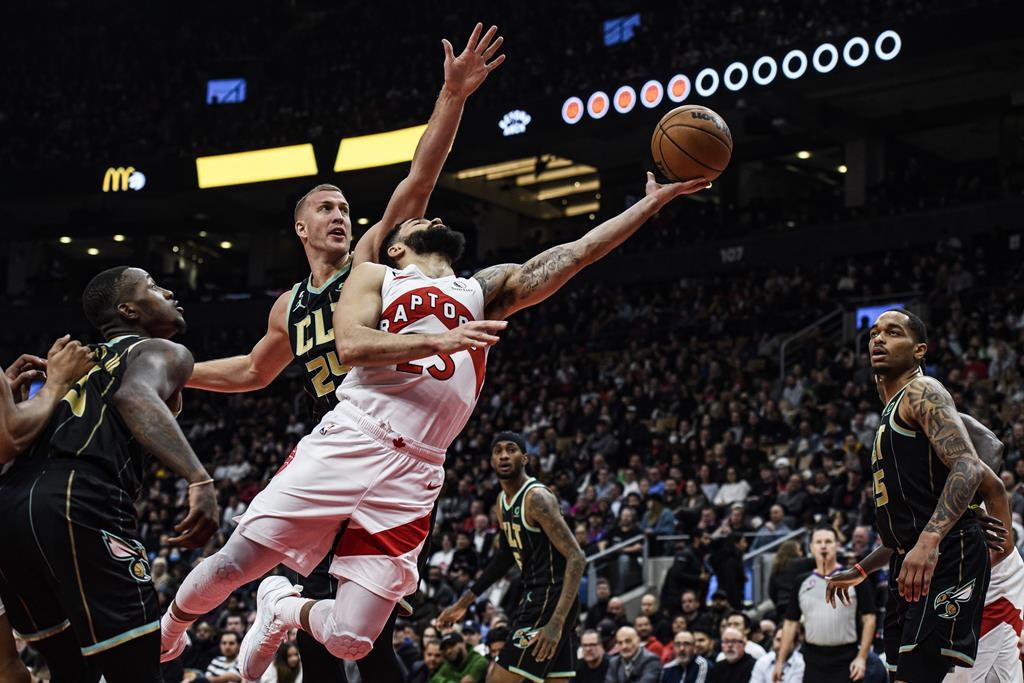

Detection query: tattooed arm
(896, 376), (985, 601)
(525, 486), (586, 661)
(113, 339), (219, 547)
(473, 172), (709, 320)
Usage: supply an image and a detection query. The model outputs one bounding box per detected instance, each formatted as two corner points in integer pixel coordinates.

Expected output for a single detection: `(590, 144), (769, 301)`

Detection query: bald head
(615, 626), (640, 659)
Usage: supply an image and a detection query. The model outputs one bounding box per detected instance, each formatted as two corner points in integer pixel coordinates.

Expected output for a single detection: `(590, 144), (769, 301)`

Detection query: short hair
(294, 183), (343, 222)
(219, 630), (240, 644)
(811, 523), (838, 540)
(884, 308), (928, 344)
(378, 222), (404, 266)
(726, 610), (751, 631)
(82, 266), (133, 330)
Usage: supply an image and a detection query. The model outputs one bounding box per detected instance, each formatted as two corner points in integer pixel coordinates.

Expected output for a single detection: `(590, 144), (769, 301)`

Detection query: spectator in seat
(576, 629), (609, 683)
(660, 630), (712, 683)
(607, 626), (664, 683)
(433, 631), (488, 683)
(709, 627), (755, 683)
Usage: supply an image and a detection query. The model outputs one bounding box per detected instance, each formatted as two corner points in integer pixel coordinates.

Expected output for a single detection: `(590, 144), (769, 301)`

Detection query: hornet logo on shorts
(934, 579), (975, 619)
(512, 626), (540, 649)
(101, 530), (152, 583)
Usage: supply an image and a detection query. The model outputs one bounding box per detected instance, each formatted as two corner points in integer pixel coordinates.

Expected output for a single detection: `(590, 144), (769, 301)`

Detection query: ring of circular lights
(640, 80), (664, 108)
(843, 37), (869, 67)
(874, 30), (901, 61)
(667, 74), (691, 103)
(782, 49), (808, 79)
(695, 68), (719, 97)
(613, 86), (637, 114)
(812, 43), (839, 73)
(561, 96), (584, 124)
(587, 91), (609, 119)
(752, 56), (777, 85)
(724, 62), (748, 91)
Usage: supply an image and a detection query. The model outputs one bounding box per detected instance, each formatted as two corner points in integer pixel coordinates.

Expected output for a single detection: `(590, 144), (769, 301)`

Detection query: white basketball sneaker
(238, 576), (303, 679)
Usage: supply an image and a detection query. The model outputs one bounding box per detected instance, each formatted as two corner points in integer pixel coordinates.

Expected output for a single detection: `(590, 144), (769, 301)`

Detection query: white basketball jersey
(338, 264), (488, 450)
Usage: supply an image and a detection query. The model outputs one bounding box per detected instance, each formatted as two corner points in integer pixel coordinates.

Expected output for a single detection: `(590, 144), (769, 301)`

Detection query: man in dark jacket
(708, 533), (747, 609)
(709, 627), (754, 683)
(606, 626), (663, 683)
(660, 630), (711, 683)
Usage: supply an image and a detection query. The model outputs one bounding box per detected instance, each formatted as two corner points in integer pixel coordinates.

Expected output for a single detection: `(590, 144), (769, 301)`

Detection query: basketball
(651, 105), (733, 182)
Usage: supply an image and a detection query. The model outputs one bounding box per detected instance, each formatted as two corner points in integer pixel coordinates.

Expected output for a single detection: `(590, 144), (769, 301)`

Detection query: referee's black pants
(801, 643), (858, 683)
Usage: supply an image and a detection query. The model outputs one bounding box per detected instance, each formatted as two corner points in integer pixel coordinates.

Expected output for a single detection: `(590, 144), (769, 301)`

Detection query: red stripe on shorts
(274, 447), (298, 476)
(334, 512), (431, 558)
(980, 597), (1023, 637)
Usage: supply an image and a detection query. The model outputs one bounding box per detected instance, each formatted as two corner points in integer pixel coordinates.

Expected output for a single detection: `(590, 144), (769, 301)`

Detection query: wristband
(854, 563), (867, 578)
(188, 478), (215, 490)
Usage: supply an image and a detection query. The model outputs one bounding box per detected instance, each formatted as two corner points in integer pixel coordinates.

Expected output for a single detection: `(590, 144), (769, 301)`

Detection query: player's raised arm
(334, 262), (507, 367)
(187, 291), (295, 392)
(113, 339), (219, 548)
(473, 172), (709, 320)
(0, 337), (95, 462)
(352, 23), (505, 267)
(897, 376), (985, 601)
(526, 486), (586, 662)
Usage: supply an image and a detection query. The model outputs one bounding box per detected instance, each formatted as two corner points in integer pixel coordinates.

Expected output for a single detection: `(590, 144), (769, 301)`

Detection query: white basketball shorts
(235, 398), (445, 602)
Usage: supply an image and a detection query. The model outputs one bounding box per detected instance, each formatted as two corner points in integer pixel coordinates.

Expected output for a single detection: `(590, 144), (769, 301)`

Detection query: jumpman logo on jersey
(293, 291), (307, 311)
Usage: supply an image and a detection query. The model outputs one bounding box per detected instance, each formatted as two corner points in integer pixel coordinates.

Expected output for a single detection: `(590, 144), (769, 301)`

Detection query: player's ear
(117, 302), (138, 321)
(914, 342), (927, 363)
(295, 220), (307, 241)
(387, 242), (405, 262)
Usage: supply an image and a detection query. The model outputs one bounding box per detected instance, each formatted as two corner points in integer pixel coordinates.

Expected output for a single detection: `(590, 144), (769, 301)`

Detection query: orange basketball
(651, 105), (733, 181)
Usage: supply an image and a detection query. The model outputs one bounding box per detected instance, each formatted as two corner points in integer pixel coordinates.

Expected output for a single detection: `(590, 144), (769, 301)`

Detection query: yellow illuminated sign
(334, 124), (427, 172)
(103, 166), (144, 192)
(195, 144), (318, 189)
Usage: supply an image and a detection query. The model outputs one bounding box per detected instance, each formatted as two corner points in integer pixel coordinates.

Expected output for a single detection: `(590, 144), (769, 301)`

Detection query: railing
(583, 534), (647, 607)
(778, 307), (844, 384)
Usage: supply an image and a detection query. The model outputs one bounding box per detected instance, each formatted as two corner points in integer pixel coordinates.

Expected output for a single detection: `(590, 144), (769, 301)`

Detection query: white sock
(161, 608), (192, 643)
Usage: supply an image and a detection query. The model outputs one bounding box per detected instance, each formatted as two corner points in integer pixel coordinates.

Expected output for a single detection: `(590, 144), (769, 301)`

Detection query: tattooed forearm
(528, 487), (585, 625)
(516, 246), (582, 298)
(472, 263), (515, 302)
(905, 378), (984, 539)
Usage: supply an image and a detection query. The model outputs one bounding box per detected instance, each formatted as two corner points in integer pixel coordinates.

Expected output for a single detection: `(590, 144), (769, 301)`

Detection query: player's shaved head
(294, 183), (343, 222)
(82, 266), (134, 329)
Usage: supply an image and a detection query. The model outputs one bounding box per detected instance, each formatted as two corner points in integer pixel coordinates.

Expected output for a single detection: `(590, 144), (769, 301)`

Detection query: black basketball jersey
(285, 264), (352, 422)
(500, 478), (566, 590)
(870, 382), (976, 551)
(13, 335), (151, 498)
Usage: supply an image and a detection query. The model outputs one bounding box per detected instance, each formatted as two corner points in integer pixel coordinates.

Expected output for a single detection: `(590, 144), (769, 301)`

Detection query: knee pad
(324, 632), (374, 661)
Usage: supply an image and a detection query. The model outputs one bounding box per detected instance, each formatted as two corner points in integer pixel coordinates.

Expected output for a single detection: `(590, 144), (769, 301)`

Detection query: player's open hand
(44, 335), (96, 392)
(898, 536), (939, 602)
(442, 23), (505, 99)
(434, 320), (507, 354)
(974, 511), (1007, 561)
(169, 480), (220, 549)
(4, 353), (47, 403)
(436, 604), (467, 629)
(644, 172), (711, 203)
(531, 621), (562, 661)
(825, 567), (865, 608)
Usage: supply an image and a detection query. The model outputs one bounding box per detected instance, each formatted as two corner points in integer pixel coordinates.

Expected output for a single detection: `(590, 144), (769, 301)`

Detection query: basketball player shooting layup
(824, 310), (1002, 683)
(163, 22), (505, 681)
(437, 432), (586, 683)
(161, 171), (710, 680)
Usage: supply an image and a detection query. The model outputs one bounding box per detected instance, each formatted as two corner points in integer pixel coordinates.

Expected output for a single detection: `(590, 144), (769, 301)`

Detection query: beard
(404, 224), (465, 264)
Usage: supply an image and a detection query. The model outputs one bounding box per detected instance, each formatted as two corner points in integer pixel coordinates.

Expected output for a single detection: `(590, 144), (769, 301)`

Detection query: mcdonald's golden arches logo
(102, 166), (146, 192)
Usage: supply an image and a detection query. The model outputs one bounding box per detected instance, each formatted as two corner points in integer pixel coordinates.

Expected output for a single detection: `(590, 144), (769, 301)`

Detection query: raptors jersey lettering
(339, 264), (487, 450)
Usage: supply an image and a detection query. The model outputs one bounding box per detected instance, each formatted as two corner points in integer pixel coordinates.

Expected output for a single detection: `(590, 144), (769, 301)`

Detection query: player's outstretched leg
(160, 532), (288, 661)
(240, 576), (396, 679)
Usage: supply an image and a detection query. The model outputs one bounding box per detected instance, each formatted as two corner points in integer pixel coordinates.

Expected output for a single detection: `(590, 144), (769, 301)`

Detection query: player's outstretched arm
(352, 23), (505, 267)
(826, 546), (893, 608)
(187, 291), (294, 392)
(0, 337), (95, 462)
(526, 486), (586, 662)
(437, 533), (516, 629)
(473, 172), (709, 320)
(334, 262), (507, 367)
(898, 376), (985, 601)
(113, 339), (219, 548)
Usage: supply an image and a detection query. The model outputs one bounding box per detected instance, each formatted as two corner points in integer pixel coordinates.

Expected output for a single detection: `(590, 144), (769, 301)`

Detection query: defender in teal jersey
(438, 432), (586, 683)
(866, 309), (990, 683)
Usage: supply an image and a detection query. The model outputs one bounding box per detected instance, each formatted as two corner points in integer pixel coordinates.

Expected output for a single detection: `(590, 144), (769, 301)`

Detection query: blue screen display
(206, 78), (247, 104)
(855, 302), (905, 330)
(603, 13), (640, 46)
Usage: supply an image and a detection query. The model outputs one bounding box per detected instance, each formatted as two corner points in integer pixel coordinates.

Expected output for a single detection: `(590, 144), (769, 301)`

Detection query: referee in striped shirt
(773, 525), (876, 683)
